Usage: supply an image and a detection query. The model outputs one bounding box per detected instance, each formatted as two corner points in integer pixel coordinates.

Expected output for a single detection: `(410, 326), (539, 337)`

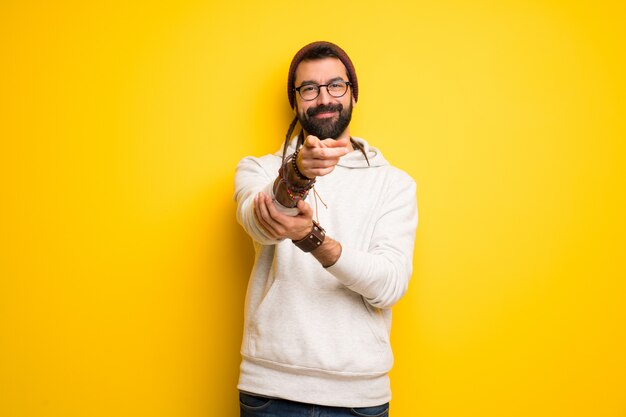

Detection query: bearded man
(234, 41), (418, 417)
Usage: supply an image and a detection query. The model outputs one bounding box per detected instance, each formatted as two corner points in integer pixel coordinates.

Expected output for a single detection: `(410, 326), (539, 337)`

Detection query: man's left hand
(254, 193), (313, 241)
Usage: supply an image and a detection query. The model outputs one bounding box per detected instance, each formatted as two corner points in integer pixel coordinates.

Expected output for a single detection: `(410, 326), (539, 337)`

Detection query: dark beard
(297, 101), (353, 140)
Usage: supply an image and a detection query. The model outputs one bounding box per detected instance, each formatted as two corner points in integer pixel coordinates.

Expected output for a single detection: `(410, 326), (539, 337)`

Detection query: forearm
(273, 152), (315, 208)
(325, 246), (413, 309)
(235, 157), (299, 244)
(324, 179), (418, 308)
(311, 236), (342, 268)
(273, 175), (308, 208)
(236, 182), (284, 245)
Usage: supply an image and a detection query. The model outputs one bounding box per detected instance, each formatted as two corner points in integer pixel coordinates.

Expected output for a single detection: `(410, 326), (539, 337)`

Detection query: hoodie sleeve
(326, 174), (418, 309)
(234, 156), (299, 245)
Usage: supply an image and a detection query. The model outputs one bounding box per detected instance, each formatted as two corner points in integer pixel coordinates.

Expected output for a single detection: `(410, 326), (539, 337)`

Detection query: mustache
(306, 104), (343, 117)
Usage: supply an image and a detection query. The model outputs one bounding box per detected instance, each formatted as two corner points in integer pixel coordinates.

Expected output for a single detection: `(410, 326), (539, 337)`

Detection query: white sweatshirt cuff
(326, 246), (371, 293)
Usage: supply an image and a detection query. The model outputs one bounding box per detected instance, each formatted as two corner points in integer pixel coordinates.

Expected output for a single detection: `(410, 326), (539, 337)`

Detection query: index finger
(311, 146), (350, 159)
(320, 137), (350, 149)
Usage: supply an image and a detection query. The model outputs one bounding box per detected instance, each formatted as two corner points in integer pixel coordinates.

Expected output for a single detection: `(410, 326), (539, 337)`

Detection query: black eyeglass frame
(293, 81), (352, 101)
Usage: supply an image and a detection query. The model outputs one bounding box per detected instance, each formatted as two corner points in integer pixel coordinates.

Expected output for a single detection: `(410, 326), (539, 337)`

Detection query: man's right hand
(296, 135), (351, 178)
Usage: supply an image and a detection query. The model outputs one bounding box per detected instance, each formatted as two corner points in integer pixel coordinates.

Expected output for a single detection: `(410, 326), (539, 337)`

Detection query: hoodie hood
(274, 136), (389, 169)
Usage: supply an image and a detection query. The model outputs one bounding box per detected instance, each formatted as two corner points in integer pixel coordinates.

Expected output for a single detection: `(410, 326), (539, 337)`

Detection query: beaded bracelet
(280, 178), (308, 202)
(284, 153), (315, 191)
(275, 154), (316, 207)
(292, 148), (313, 181)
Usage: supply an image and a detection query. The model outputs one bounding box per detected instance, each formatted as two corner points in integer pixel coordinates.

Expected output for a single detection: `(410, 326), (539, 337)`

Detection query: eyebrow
(298, 77), (346, 86)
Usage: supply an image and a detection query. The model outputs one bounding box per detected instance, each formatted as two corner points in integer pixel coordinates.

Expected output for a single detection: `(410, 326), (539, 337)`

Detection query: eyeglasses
(294, 80), (352, 101)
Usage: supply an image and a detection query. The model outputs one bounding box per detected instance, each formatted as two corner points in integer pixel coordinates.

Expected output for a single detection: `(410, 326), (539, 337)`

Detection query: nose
(315, 86), (333, 106)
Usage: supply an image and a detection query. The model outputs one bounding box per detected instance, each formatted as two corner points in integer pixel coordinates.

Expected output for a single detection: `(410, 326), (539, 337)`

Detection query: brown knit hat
(287, 41), (358, 109)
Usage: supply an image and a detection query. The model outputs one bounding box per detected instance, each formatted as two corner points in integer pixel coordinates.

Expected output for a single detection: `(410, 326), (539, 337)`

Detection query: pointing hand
(296, 135), (351, 178)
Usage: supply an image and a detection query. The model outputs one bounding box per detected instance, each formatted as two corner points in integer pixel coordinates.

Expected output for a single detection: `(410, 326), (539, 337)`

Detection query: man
(234, 41), (418, 417)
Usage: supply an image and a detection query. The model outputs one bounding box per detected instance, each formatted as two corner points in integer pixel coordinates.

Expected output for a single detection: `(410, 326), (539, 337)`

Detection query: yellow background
(1, 1), (625, 416)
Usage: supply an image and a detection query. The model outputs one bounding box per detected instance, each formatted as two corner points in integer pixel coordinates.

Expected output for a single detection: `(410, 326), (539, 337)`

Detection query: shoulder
(382, 166), (417, 204)
(385, 164), (414, 182)
(372, 163), (416, 191)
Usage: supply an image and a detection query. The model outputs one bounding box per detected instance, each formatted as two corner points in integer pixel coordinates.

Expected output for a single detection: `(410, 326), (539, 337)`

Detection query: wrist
(273, 177), (297, 208)
(311, 236), (342, 268)
(294, 149), (314, 181)
(274, 154), (316, 208)
(292, 220), (325, 252)
(285, 154), (314, 187)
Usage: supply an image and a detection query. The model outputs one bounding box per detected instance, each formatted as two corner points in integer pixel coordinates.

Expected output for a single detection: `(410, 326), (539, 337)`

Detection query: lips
(313, 111), (338, 119)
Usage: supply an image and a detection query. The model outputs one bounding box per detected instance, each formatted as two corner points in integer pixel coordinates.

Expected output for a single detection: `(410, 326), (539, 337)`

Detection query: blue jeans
(239, 392), (389, 417)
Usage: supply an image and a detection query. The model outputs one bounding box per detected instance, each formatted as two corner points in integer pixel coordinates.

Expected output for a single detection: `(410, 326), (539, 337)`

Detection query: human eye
(301, 85), (318, 94)
(328, 81), (346, 93)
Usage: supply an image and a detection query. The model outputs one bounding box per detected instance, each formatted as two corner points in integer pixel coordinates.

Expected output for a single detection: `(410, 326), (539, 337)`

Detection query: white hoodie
(234, 137), (418, 407)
